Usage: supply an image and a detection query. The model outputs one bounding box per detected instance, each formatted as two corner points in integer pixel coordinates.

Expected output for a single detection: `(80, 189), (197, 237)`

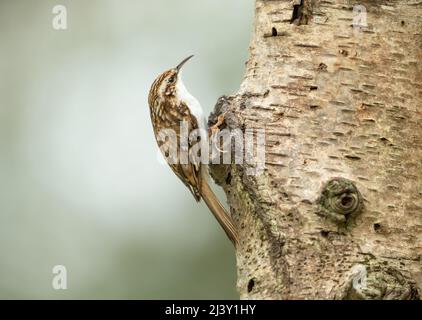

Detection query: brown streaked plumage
(148, 56), (238, 247)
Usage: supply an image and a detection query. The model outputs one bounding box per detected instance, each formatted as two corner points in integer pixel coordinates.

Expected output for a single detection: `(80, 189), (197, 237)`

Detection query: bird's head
(149, 55), (194, 103)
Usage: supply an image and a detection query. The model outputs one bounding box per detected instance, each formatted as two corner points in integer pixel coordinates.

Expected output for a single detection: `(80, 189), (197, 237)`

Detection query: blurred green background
(0, 0), (253, 299)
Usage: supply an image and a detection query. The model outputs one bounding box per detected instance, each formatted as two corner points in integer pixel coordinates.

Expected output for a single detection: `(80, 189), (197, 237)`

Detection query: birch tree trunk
(209, 0), (422, 299)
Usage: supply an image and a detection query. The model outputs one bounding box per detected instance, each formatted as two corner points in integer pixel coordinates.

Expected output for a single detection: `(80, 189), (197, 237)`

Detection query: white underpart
(177, 75), (210, 173)
(176, 76), (206, 132)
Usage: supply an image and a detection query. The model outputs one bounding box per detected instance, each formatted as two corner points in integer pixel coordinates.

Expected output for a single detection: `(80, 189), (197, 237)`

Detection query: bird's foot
(209, 114), (225, 137)
(209, 114), (229, 154)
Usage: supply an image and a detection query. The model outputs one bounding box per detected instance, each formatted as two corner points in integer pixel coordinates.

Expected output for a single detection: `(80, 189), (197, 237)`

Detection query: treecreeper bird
(148, 55), (239, 247)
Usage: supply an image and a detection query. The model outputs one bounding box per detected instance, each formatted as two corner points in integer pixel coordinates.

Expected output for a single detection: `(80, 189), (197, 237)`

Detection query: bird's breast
(176, 80), (205, 131)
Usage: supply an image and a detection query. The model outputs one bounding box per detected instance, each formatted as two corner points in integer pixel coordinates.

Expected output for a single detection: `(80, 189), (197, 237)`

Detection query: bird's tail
(201, 177), (239, 247)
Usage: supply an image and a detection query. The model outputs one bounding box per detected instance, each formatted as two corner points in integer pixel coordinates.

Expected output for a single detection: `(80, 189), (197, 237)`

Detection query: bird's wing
(154, 100), (202, 202)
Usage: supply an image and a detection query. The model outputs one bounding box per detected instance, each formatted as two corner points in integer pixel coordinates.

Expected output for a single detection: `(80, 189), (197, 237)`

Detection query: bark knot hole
(247, 278), (255, 293)
(320, 230), (329, 238)
(317, 178), (363, 224)
(290, 0), (312, 25)
(373, 223), (381, 232)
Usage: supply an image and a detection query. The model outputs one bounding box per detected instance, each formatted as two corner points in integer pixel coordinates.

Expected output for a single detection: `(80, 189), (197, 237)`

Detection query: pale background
(0, 0), (253, 298)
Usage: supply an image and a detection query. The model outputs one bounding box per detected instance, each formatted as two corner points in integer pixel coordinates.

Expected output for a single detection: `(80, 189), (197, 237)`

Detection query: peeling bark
(209, 0), (422, 299)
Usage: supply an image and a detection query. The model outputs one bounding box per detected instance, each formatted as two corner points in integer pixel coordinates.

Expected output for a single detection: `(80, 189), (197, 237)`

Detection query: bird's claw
(209, 114), (229, 154)
(209, 114), (225, 137)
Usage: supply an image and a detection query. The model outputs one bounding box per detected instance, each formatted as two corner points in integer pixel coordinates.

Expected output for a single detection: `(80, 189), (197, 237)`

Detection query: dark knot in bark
(317, 178), (363, 224)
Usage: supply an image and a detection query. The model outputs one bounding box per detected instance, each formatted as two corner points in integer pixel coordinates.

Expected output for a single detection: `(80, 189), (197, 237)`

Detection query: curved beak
(176, 55), (194, 72)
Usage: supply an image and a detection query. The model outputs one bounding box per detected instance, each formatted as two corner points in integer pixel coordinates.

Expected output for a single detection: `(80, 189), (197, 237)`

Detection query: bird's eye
(168, 76), (175, 83)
